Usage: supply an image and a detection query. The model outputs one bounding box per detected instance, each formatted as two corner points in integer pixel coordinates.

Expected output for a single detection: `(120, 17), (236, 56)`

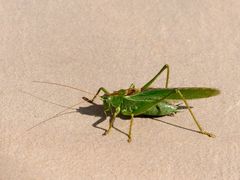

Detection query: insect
(83, 64), (220, 142)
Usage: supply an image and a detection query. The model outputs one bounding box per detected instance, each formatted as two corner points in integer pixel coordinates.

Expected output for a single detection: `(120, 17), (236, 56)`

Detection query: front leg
(83, 87), (110, 103)
(103, 107), (120, 136)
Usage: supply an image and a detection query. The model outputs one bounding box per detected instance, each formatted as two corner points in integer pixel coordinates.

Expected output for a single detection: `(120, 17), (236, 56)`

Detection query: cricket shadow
(77, 103), (201, 137)
(76, 104), (129, 136)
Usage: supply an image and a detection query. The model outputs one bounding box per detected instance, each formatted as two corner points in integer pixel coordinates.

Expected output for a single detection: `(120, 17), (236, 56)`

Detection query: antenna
(33, 81), (98, 97)
(26, 101), (84, 132)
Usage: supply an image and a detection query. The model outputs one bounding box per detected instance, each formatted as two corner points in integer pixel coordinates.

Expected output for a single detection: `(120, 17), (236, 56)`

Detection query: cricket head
(101, 89), (127, 110)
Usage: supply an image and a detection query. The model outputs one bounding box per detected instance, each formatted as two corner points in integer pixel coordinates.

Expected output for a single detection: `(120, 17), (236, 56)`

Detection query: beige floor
(1, 1), (240, 179)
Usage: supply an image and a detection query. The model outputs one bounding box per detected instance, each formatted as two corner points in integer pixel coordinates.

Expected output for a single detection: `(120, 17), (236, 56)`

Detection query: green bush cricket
(29, 64), (220, 143)
(83, 64), (220, 142)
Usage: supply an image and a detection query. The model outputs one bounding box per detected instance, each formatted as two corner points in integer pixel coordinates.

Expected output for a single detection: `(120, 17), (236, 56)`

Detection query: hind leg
(175, 89), (215, 138)
(141, 64), (170, 90)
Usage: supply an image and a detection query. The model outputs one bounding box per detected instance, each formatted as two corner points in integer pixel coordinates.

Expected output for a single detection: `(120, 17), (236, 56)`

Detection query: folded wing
(128, 87), (220, 100)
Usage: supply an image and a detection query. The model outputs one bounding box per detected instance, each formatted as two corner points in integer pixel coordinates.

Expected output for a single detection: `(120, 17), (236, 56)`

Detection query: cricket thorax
(101, 88), (140, 112)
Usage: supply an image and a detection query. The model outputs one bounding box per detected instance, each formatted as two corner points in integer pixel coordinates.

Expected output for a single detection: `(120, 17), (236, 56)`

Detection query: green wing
(129, 87), (220, 100)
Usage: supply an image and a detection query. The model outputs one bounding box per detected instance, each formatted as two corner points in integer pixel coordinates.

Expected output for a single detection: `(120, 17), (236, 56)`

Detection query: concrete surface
(0, 1), (240, 179)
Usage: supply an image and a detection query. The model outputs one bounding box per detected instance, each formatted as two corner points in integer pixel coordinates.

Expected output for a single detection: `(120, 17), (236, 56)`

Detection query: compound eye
(105, 96), (111, 102)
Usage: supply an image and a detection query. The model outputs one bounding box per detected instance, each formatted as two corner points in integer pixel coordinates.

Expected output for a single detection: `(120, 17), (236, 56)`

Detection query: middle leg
(127, 114), (134, 143)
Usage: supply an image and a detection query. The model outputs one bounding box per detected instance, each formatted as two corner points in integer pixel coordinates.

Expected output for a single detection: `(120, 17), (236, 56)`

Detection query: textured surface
(0, 1), (240, 179)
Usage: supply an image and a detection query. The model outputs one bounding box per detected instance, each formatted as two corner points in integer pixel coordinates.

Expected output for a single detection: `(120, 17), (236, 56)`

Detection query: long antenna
(26, 101), (84, 132)
(33, 81), (97, 96)
(20, 90), (77, 110)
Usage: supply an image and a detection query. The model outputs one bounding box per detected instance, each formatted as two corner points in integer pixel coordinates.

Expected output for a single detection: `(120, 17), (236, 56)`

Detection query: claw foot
(102, 131), (108, 136)
(82, 97), (92, 103)
(127, 136), (132, 143)
(202, 131), (216, 138)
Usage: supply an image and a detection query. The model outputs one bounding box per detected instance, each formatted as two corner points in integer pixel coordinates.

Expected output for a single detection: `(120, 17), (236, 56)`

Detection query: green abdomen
(142, 102), (177, 116)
